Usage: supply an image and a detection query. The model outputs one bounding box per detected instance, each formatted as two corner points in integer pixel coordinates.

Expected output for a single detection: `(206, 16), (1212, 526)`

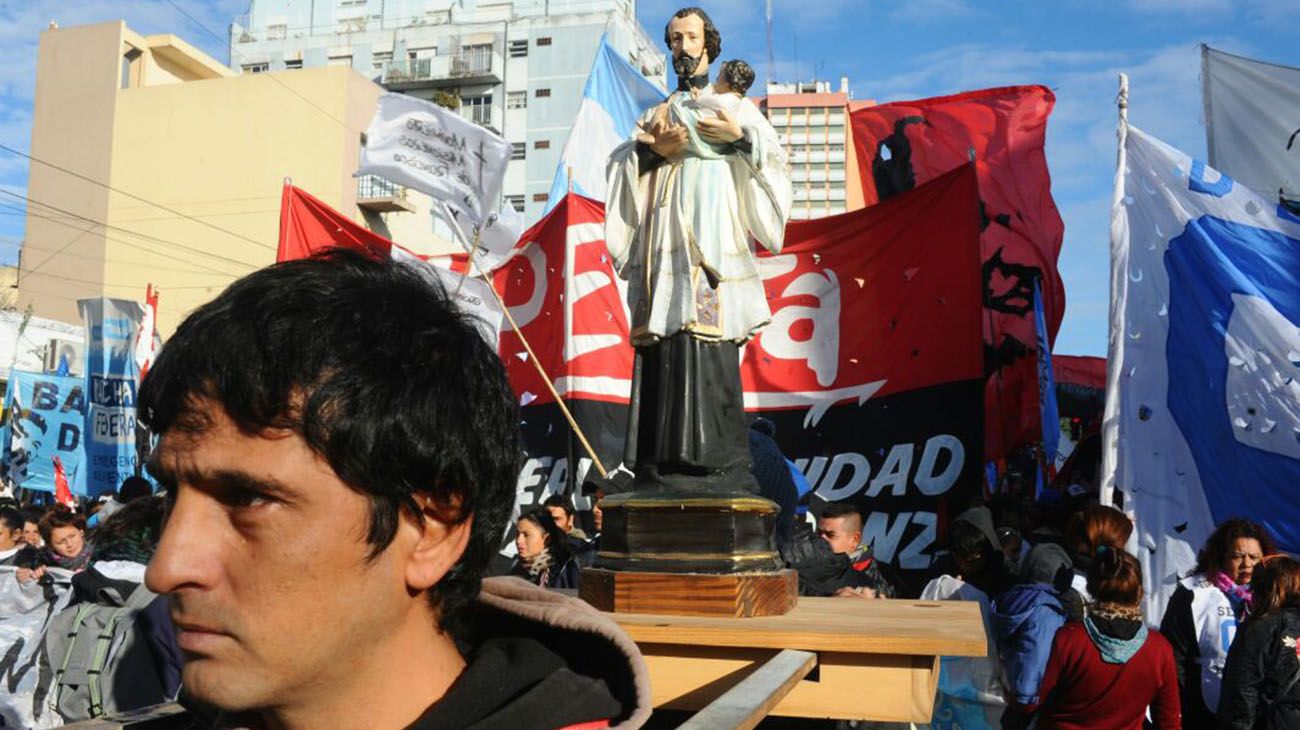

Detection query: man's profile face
(145, 399), (428, 712)
(546, 504), (573, 534)
(817, 515), (862, 555)
(667, 13), (707, 70)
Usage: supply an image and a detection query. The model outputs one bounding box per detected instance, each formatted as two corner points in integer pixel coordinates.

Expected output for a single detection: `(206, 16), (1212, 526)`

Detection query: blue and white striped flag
(1104, 125), (1300, 620)
(546, 35), (665, 211)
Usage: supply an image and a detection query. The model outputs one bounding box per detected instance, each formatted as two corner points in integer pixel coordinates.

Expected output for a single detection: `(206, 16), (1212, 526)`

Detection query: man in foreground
(141, 251), (649, 730)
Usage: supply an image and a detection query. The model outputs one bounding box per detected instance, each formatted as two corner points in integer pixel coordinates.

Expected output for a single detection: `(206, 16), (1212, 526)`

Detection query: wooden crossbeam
(676, 649), (818, 730)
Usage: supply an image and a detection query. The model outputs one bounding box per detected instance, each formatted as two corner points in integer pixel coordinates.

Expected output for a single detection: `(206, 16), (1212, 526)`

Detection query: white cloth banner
(1202, 45), (1300, 204)
(1104, 124), (1300, 623)
(436, 199), (524, 274)
(391, 247), (503, 349)
(357, 93), (512, 227)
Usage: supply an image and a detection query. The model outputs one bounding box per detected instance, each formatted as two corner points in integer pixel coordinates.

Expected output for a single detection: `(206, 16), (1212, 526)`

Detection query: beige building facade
(20, 21), (448, 336)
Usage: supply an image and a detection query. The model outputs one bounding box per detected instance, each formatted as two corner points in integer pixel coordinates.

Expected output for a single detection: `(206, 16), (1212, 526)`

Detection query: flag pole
(463, 244), (610, 479)
(1100, 72), (1128, 509)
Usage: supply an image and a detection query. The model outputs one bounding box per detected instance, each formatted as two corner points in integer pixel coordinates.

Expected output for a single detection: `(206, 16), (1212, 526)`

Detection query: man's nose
(145, 490), (219, 595)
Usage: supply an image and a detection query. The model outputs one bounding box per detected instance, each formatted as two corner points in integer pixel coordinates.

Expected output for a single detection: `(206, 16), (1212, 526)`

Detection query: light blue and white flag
(546, 35), (666, 211)
(1104, 125), (1300, 620)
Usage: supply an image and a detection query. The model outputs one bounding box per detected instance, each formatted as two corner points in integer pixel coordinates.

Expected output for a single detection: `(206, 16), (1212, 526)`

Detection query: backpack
(34, 578), (168, 723)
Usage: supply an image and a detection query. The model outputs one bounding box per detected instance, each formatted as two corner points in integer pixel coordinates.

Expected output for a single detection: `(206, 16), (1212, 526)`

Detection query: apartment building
(761, 78), (868, 220)
(229, 0), (666, 222)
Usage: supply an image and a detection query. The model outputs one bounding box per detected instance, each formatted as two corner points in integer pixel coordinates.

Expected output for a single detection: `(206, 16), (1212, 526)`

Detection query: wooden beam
(676, 649), (817, 730)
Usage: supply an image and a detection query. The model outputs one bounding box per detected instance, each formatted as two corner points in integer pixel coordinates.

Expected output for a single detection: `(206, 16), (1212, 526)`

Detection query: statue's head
(663, 7), (721, 78)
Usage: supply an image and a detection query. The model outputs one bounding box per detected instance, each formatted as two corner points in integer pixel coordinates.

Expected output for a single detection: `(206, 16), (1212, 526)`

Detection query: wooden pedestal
(580, 567), (798, 618)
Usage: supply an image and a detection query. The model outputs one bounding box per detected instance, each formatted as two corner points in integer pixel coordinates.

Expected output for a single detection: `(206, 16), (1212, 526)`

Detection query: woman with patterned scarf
(1021, 547), (1180, 729)
(510, 508), (579, 590)
(1160, 518), (1277, 729)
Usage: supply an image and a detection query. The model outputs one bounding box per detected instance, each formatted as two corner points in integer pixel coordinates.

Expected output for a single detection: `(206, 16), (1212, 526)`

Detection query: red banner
(850, 86), (1065, 460)
(277, 182), (395, 262)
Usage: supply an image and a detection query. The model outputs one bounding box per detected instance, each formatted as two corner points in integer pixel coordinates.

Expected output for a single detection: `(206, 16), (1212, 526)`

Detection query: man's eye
(223, 489), (270, 509)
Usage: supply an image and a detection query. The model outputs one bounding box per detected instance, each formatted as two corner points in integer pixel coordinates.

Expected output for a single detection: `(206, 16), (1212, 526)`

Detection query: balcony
(357, 174), (416, 213)
(382, 48), (502, 89)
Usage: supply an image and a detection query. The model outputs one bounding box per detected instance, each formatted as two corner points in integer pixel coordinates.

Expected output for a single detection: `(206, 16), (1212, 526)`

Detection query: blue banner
(1, 370), (87, 494)
(78, 298), (144, 497)
(1033, 277), (1061, 466)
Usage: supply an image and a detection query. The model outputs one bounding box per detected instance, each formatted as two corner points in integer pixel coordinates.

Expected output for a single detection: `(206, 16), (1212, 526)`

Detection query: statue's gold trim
(596, 549), (779, 562)
(599, 494), (777, 513)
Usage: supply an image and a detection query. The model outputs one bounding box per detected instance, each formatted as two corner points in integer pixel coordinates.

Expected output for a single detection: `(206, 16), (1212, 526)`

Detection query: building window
(506, 195), (525, 212)
(457, 43), (492, 75)
(462, 94), (493, 126)
(509, 40), (528, 57)
(507, 91), (527, 109)
(533, 193), (549, 203)
(338, 15), (367, 33)
(534, 139), (550, 150)
(267, 23), (287, 40)
(328, 55), (353, 67)
(534, 88), (551, 98)
(536, 37), (552, 46)
(285, 59), (304, 70)
(372, 52), (391, 72)
(511, 142), (526, 160)
(242, 62), (269, 74)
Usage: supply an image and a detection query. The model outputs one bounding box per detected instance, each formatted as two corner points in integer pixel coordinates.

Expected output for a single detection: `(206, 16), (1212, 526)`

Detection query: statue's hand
(697, 107), (744, 145)
(648, 115), (688, 159)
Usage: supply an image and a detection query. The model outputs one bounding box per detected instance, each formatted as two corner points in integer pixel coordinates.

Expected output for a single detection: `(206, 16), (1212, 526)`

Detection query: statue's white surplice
(605, 86), (792, 345)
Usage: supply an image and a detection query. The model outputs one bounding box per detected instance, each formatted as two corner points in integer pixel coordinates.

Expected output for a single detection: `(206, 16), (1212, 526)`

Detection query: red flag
(1052, 354), (1105, 391)
(851, 86), (1066, 460)
(277, 181), (395, 262)
(134, 284), (160, 382)
(52, 456), (75, 510)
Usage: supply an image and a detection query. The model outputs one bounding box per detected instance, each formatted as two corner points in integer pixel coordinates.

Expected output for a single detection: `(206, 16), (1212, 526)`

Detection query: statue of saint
(605, 7), (793, 494)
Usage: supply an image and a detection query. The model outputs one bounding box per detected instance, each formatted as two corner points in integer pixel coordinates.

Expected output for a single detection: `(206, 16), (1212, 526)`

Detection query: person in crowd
(1218, 554), (1300, 730)
(36, 496), (182, 723)
(16, 506), (92, 582)
(1021, 547), (1180, 729)
(512, 508), (581, 590)
(0, 506), (24, 566)
(1063, 504), (1132, 603)
(20, 508), (43, 548)
(920, 506), (1011, 728)
(1159, 518), (1276, 729)
(139, 251), (648, 730)
(541, 494), (589, 542)
(817, 501), (896, 599)
(993, 543), (1075, 728)
(90, 475), (156, 528)
(747, 418), (798, 550)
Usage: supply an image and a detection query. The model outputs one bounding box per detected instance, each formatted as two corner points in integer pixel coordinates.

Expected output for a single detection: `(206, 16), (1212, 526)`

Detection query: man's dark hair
(0, 507), (23, 533)
(139, 249), (521, 633)
(118, 475), (153, 503)
(541, 494), (575, 517)
(663, 7), (722, 65)
(719, 59), (754, 96)
(819, 500), (862, 524)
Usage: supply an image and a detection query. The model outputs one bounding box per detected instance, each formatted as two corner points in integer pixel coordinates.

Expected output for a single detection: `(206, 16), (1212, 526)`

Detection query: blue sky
(1, 0), (1297, 356)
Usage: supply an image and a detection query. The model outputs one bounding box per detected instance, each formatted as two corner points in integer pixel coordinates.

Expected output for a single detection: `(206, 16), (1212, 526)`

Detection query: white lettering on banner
(761, 269), (842, 387)
(805, 434), (965, 501)
(508, 245), (549, 329)
(860, 511), (938, 569)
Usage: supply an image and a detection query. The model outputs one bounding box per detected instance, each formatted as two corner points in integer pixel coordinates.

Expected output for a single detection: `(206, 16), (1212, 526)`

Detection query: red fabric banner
(850, 86), (1065, 459)
(277, 182), (395, 262)
(1053, 354), (1106, 391)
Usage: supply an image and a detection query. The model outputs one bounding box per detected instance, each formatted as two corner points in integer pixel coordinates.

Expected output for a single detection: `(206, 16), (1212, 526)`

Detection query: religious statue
(605, 6), (793, 496)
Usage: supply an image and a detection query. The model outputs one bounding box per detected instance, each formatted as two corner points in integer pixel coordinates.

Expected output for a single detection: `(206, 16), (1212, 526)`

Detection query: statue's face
(667, 13), (708, 71)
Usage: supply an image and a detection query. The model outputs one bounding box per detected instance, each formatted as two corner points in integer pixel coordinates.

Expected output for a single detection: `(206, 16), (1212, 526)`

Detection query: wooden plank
(677, 649), (817, 730)
(580, 568), (797, 617)
(642, 644), (942, 722)
(610, 596), (987, 657)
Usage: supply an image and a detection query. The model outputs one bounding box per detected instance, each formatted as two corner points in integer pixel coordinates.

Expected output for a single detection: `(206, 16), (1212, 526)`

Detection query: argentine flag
(546, 35), (666, 211)
(1104, 125), (1300, 620)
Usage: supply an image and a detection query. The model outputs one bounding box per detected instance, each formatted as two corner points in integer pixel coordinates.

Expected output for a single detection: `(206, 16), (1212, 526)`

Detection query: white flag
(1202, 45), (1300, 205)
(437, 199), (524, 274)
(358, 93), (511, 227)
(1104, 124), (1300, 622)
(390, 247), (503, 349)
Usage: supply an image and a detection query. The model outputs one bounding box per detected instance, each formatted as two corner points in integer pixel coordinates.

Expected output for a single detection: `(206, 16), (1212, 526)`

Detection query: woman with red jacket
(1022, 548), (1180, 729)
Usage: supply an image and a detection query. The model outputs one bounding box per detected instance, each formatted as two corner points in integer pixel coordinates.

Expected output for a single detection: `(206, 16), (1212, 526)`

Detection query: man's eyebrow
(145, 461), (295, 500)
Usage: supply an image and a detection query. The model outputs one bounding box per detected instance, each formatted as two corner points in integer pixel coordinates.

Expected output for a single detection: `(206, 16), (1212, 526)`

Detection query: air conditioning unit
(44, 338), (84, 377)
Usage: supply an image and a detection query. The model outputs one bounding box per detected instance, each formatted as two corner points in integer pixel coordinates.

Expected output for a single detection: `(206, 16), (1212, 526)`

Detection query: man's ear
(405, 494), (473, 592)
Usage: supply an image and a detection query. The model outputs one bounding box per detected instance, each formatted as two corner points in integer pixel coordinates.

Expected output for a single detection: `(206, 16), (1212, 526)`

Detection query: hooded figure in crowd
(992, 543), (1075, 726)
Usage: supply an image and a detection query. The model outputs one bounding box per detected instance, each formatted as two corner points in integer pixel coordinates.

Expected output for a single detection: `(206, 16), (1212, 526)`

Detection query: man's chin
(182, 660), (268, 713)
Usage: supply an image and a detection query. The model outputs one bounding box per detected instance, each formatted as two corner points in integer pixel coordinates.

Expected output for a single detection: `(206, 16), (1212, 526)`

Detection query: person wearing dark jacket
(1023, 548), (1180, 730)
(139, 252), (649, 729)
(992, 543), (1074, 712)
(512, 509), (581, 590)
(1218, 554), (1300, 730)
(747, 418), (798, 550)
(1160, 518), (1276, 729)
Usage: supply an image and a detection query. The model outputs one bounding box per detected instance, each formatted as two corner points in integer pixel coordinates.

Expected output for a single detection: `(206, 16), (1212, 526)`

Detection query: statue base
(579, 489), (796, 618)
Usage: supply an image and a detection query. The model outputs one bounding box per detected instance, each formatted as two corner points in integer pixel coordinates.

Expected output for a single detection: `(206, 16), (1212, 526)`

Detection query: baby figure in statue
(637, 59), (755, 155)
